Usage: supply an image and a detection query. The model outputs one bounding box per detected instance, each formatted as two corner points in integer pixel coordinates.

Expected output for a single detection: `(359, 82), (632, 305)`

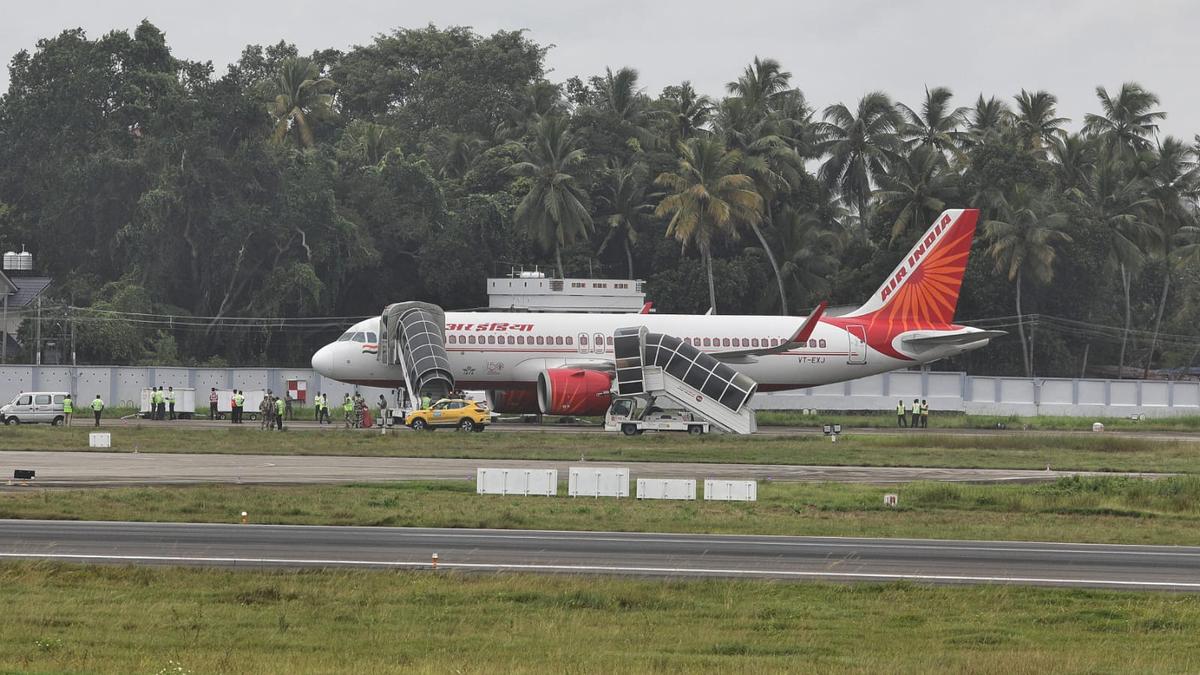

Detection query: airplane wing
(712, 302), (828, 362)
(901, 330), (1006, 347)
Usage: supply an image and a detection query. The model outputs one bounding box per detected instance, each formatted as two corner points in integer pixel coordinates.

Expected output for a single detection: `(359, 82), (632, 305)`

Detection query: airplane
(311, 208), (1003, 416)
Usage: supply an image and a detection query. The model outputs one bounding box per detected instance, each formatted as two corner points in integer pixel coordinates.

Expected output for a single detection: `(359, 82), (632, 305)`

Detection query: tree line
(0, 21), (1197, 376)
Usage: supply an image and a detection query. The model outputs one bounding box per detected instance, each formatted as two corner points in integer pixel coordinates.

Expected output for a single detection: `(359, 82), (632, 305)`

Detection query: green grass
(1, 562), (1198, 673)
(6, 476), (1200, 545)
(3, 425), (1200, 473)
(756, 410), (1200, 431)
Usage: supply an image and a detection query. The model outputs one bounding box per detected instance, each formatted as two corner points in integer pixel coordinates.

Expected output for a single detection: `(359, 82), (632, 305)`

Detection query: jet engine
(536, 368), (613, 416)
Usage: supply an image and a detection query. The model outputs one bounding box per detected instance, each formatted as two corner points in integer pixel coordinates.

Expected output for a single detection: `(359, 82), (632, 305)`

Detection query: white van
(1, 391), (70, 426)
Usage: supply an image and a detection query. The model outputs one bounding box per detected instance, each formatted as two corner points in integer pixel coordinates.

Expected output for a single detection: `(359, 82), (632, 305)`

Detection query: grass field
(2, 562), (1198, 673)
(5, 476), (1200, 545)
(2, 425), (1199, 473)
(756, 410), (1200, 431)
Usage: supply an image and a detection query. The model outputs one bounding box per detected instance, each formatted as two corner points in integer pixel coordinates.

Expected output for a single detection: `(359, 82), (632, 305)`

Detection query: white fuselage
(311, 311), (991, 392)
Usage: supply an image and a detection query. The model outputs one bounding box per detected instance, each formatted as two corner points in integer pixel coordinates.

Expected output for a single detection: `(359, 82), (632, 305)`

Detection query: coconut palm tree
(817, 92), (902, 239)
(655, 138), (765, 314)
(896, 86), (969, 161)
(425, 131), (485, 179)
(726, 57), (792, 120)
(1048, 133), (1097, 193)
(270, 58), (335, 147)
(1141, 137), (1199, 375)
(1066, 158), (1158, 377)
(874, 146), (960, 243)
(776, 204), (846, 308)
(595, 162), (654, 279)
(507, 116), (594, 278)
(1013, 89), (1069, 155)
(983, 186), (1072, 377)
(657, 81), (712, 143)
(967, 95), (1011, 141)
(1083, 82), (1165, 157)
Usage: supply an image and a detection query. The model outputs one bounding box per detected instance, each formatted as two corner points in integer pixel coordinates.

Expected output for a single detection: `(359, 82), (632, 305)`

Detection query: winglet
(788, 302), (827, 346)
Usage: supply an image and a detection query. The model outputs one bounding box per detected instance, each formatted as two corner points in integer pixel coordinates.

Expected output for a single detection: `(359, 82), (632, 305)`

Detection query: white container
(568, 467), (629, 498)
(1092, 422), (1105, 432)
(139, 388), (197, 417)
(89, 433), (111, 448)
(476, 468), (558, 496)
(636, 478), (696, 500)
(704, 480), (757, 501)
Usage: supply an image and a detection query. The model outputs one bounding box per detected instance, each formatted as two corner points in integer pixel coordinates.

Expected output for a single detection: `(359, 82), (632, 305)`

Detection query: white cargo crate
(636, 478), (696, 500)
(568, 467), (629, 498)
(704, 480), (757, 501)
(476, 468), (558, 496)
(89, 433), (111, 448)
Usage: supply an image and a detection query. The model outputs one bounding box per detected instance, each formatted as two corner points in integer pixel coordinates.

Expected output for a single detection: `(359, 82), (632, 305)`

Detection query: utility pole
(1, 293), (7, 364)
(69, 305), (76, 367)
(35, 295), (41, 366)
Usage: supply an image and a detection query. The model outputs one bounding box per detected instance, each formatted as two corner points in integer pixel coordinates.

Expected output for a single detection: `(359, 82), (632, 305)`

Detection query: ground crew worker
(157, 386), (167, 420)
(285, 394), (293, 421)
(62, 393), (73, 427)
(920, 399), (930, 428)
(315, 392), (323, 422)
(209, 388), (219, 420)
(343, 395), (354, 428)
(421, 393), (431, 410)
(259, 396), (273, 430)
(167, 386), (176, 420)
(275, 396), (286, 431)
(909, 399), (919, 428)
(354, 394), (366, 428)
(234, 390), (245, 424)
(90, 394), (104, 427)
(896, 399), (906, 427)
(378, 395), (388, 427)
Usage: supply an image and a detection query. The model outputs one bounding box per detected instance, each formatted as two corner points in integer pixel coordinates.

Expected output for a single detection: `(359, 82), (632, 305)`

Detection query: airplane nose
(312, 345), (335, 376)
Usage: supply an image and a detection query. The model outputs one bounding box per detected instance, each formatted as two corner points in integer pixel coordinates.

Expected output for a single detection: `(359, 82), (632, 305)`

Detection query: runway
(1, 519), (1197, 590)
(0, 450), (1168, 486)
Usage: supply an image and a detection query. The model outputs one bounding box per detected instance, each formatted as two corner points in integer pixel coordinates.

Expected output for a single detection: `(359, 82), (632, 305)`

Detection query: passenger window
(507, 336), (515, 345)
(606, 336), (613, 346)
(35, 395), (51, 405)
(16, 395), (31, 405)
(488, 335), (496, 344)
(722, 338), (731, 347)
(581, 335), (589, 346)
(517, 336), (525, 345)
(752, 338), (760, 347)
(468, 335), (477, 344)
(448, 335), (457, 345)
(566, 336), (573, 346)
(702, 338), (711, 347)
(536, 336), (545, 346)
(741, 338), (750, 347)
(809, 339), (817, 348)
(555, 336), (564, 346)
(819, 339), (827, 348)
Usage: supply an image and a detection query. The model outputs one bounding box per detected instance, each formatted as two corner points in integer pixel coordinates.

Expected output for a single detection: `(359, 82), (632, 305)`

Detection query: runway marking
(0, 552), (1196, 589)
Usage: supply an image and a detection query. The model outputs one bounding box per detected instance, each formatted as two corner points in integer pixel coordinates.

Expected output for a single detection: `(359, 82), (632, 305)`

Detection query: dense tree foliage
(1, 21), (1198, 377)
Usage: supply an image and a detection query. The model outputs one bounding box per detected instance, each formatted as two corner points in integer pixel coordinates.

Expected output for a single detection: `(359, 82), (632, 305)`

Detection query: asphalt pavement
(0, 450), (1169, 486)
(1, 519), (1196, 590)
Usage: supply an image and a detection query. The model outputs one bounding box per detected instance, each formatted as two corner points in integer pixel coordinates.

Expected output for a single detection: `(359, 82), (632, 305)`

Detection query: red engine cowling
(536, 369), (613, 416)
(486, 388), (541, 415)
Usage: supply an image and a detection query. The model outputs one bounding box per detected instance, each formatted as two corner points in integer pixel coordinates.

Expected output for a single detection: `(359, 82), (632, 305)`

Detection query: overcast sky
(4, 0), (1199, 139)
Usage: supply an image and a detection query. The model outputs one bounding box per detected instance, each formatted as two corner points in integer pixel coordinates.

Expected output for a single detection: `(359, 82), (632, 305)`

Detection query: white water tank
(14, 250), (32, 271)
(1, 251), (16, 270)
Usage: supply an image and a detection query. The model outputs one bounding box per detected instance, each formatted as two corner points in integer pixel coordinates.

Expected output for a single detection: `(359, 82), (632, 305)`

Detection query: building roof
(0, 274), (52, 308)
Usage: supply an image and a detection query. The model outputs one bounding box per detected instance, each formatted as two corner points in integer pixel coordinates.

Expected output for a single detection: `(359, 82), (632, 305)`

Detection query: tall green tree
(595, 162), (654, 279)
(726, 56), (792, 120)
(896, 86), (969, 160)
(270, 58), (335, 147)
(1083, 82), (1165, 157)
(656, 81), (712, 143)
(507, 116), (593, 278)
(655, 138), (765, 314)
(984, 186), (1072, 377)
(817, 92), (901, 238)
(874, 145), (959, 243)
(1013, 89), (1069, 155)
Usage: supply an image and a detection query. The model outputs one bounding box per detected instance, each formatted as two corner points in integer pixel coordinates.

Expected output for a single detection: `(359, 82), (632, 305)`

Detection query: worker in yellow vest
(343, 395), (354, 428)
(167, 386), (176, 420)
(62, 394), (73, 427)
(896, 399), (906, 428)
(90, 395), (105, 427)
(275, 395), (286, 431)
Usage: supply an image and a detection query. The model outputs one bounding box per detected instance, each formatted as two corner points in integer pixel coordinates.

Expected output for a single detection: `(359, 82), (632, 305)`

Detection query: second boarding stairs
(612, 326), (758, 435)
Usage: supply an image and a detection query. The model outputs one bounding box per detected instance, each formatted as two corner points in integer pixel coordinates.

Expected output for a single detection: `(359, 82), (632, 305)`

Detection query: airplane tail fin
(843, 209), (979, 327)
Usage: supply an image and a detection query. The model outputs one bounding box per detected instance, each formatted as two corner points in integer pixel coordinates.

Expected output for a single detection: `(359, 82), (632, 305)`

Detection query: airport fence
(0, 365), (1197, 418)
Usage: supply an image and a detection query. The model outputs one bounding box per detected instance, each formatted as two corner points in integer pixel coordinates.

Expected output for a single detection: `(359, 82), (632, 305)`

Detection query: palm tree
(595, 162), (654, 279)
(1013, 90), (1069, 155)
(270, 58), (335, 147)
(726, 57), (792, 120)
(1142, 137), (1199, 376)
(657, 81), (712, 143)
(874, 146), (959, 243)
(1048, 133), (1096, 193)
(655, 138), (765, 314)
(967, 95), (1011, 141)
(983, 186), (1072, 377)
(896, 86), (969, 160)
(425, 131), (485, 179)
(776, 204), (846, 308)
(1083, 82), (1165, 157)
(507, 116), (594, 278)
(817, 92), (902, 238)
(1066, 158), (1158, 376)
(338, 120), (396, 168)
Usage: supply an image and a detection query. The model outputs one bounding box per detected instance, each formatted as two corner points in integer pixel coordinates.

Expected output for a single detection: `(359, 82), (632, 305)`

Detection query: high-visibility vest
(63, 397), (73, 414)
(343, 400), (353, 412)
(276, 399), (285, 415)
(922, 404), (930, 415)
(896, 403), (904, 415)
(235, 394), (245, 406)
(167, 391), (175, 403)
(91, 398), (104, 411)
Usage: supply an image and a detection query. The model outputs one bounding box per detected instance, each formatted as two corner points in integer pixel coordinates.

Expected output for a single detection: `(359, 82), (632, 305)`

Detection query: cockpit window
(366, 332), (377, 343)
(351, 332), (366, 343)
(336, 331), (355, 342)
